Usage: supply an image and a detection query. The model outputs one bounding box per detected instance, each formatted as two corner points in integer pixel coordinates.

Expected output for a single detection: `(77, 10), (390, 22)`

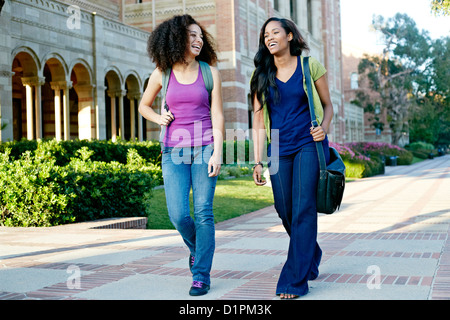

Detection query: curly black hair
(147, 14), (217, 71)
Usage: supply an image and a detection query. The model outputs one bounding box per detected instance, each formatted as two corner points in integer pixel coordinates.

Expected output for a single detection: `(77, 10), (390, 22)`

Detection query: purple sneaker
(189, 281), (210, 296)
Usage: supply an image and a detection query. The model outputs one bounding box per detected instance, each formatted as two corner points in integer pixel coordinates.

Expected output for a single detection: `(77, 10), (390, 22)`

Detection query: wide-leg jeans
(269, 145), (328, 296)
(162, 144), (217, 286)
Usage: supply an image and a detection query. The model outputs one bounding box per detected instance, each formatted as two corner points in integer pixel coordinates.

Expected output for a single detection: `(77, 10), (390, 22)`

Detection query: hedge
(346, 142), (413, 165)
(0, 142), (162, 227)
(0, 138), (414, 226)
(405, 141), (438, 159)
(0, 138), (162, 166)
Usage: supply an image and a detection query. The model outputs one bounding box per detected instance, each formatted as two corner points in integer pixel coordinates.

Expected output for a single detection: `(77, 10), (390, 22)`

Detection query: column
(51, 83), (62, 141)
(74, 84), (95, 140)
(34, 77), (45, 139)
(21, 77), (35, 140)
(118, 90), (125, 140)
(129, 98), (135, 139)
(136, 93), (143, 141)
(107, 90), (117, 142)
(127, 91), (141, 140)
(62, 81), (73, 140)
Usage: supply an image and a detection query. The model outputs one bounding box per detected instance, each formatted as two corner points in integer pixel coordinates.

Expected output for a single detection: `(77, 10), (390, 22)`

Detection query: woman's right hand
(253, 165), (266, 186)
(159, 110), (174, 126)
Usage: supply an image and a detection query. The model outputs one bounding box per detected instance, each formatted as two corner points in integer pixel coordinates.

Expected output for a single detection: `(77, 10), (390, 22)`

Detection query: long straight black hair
(250, 17), (309, 110)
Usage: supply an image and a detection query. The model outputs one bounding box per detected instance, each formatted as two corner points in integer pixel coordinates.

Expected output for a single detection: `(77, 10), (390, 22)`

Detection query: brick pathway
(0, 155), (449, 300)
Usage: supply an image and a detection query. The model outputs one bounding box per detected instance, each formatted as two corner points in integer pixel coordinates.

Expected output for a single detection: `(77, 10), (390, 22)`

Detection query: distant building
(341, 53), (365, 143)
(0, 0), (346, 143)
(342, 53), (406, 145)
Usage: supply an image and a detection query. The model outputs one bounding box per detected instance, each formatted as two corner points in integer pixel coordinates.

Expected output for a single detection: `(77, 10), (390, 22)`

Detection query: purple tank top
(164, 66), (213, 147)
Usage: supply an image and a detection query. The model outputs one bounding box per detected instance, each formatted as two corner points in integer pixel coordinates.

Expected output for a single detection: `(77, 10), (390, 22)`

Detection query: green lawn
(146, 176), (274, 229)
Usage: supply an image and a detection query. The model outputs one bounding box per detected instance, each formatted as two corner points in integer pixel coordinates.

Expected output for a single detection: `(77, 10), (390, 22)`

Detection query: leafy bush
(0, 143), (162, 227)
(407, 141), (435, 151)
(0, 149), (73, 227)
(330, 142), (384, 178)
(218, 164), (251, 180)
(346, 142), (413, 165)
(405, 141), (437, 159)
(223, 140), (253, 165)
(0, 138), (162, 166)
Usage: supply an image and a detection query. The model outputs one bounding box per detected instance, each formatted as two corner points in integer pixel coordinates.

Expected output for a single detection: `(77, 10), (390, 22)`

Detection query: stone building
(0, 0), (348, 143)
(1, 0), (152, 142)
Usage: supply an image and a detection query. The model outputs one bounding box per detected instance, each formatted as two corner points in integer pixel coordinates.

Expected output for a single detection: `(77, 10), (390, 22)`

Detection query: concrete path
(1, 155), (449, 302)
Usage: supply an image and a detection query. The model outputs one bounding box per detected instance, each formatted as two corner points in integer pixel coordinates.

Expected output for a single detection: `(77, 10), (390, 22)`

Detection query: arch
(11, 46), (41, 77)
(124, 71), (142, 140)
(41, 54), (70, 140)
(124, 69), (142, 92)
(104, 66), (123, 90)
(41, 52), (68, 82)
(104, 67), (123, 141)
(69, 59), (93, 86)
(11, 49), (41, 140)
(70, 61), (95, 140)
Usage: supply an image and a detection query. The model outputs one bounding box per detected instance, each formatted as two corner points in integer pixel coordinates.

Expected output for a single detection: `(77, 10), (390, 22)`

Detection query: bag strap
(199, 61), (213, 104)
(161, 67), (171, 112)
(303, 56), (327, 171)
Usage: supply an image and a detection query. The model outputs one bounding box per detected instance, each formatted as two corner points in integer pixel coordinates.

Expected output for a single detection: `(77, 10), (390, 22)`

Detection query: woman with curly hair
(251, 17), (333, 299)
(139, 14), (224, 296)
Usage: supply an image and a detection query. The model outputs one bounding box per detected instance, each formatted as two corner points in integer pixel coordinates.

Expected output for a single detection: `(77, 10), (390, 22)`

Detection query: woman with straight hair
(139, 14), (224, 296)
(250, 17), (334, 299)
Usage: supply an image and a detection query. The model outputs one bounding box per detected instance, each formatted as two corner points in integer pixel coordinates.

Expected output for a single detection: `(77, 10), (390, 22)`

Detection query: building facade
(0, 0), (347, 144)
(1, 0), (153, 142)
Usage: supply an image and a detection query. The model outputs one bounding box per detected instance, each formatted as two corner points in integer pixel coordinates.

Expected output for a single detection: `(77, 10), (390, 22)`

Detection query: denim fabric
(269, 146), (327, 296)
(162, 144), (217, 285)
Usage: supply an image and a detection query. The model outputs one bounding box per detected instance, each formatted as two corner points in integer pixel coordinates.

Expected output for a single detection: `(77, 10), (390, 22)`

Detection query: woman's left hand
(310, 125), (327, 142)
(208, 153), (222, 177)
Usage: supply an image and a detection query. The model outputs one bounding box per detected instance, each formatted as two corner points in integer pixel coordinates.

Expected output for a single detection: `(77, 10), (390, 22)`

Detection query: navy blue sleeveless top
(268, 55), (329, 158)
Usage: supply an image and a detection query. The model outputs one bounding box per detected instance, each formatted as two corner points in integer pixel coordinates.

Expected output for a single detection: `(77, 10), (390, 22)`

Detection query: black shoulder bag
(303, 56), (346, 214)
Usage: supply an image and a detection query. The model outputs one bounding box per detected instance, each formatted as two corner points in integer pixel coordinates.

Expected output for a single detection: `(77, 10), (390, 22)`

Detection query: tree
(355, 13), (431, 145)
(431, 0), (450, 16)
(410, 36), (450, 146)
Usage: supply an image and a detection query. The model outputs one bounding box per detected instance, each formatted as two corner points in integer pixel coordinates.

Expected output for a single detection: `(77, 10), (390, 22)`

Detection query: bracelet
(252, 161), (264, 170)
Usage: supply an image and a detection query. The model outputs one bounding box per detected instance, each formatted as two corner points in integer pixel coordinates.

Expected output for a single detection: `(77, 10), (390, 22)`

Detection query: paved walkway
(0, 155), (449, 301)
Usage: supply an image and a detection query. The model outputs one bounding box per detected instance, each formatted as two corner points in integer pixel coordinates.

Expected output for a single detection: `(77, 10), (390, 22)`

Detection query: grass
(412, 156), (425, 164)
(146, 176), (274, 229)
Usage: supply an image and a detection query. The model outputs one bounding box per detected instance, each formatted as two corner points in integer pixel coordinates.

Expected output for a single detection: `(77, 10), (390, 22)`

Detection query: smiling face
(264, 20), (293, 56)
(186, 24), (203, 57)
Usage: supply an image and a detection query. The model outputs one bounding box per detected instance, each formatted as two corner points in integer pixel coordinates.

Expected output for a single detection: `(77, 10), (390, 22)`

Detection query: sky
(340, 0), (450, 57)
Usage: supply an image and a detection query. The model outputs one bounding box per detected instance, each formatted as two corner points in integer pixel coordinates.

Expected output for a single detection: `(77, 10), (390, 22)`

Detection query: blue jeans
(269, 145), (329, 296)
(162, 144), (217, 285)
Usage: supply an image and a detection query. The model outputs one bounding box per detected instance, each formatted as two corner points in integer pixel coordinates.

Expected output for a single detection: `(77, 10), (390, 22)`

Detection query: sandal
(280, 293), (299, 299)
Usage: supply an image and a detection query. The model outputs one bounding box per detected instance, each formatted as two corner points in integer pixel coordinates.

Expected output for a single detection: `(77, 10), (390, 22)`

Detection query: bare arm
(252, 97), (267, 186)
(310, 75), (333, 141)
(208, 66), (224, 177)
(138, 68), (174, 126)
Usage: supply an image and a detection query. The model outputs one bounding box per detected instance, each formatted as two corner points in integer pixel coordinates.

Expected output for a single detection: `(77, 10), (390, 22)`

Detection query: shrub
(0, 149), (73, 227)
(218, 164), (252, 180)
(405, 141), (437, 159)
(0, 138), (162, 166)
(346, 142), (413, 165)
(330, 142), (384, 178)
(0, 146), (161, 227)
